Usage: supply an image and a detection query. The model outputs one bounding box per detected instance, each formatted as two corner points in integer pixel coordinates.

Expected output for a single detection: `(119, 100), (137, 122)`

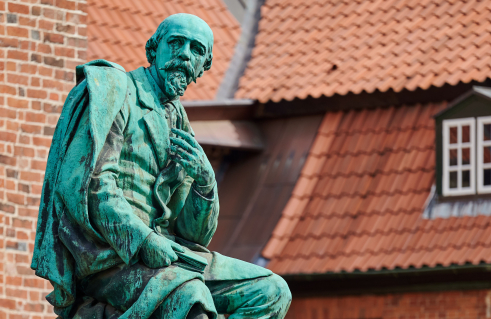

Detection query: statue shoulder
(75, 59), (128, 95)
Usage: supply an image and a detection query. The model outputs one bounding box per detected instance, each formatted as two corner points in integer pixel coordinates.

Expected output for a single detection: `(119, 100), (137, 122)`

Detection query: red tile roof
(86, 0), (241, 100)
(263, 103), (491, 274)
(236, 0), (491, 102)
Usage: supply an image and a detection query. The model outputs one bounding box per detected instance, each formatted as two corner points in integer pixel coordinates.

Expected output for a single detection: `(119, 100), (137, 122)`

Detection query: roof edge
(215, 0), (265, 99)
(182, 99), (255, 108)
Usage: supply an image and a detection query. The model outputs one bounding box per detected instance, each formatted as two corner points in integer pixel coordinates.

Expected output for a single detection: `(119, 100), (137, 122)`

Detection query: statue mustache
(159, 59), (196, 82)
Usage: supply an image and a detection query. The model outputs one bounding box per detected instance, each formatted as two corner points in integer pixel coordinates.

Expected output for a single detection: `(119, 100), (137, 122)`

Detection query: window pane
(462, 125), (470, 143)
(462, 170), (470, 188)
(449, 171), (458, 189)
(485, 169), (491, 186)
(462, 148), (470, 165)
(484, 124), (491, 141)
(450, 127), (458, 144)
(484, 146), (491, 164)
(449, 149), (458, 166)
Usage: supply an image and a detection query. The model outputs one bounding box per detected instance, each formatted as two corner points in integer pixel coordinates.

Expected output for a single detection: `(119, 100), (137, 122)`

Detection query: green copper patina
(31, 13), (291, 319)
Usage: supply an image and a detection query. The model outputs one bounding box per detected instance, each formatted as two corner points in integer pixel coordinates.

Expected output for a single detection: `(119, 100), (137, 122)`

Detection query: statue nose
(179, 43), (191, 61)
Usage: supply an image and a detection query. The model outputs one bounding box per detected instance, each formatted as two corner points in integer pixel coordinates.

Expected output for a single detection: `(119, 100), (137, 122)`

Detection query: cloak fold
(31, 60), (129, 315)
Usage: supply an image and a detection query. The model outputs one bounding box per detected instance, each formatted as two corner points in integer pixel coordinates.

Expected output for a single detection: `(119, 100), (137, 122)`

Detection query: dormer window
(436, 87), (491, 197)
(477, 116), (491, 193)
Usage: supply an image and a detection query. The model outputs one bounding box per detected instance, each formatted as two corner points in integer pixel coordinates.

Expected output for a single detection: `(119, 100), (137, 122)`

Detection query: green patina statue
(31, 13), (291, 319)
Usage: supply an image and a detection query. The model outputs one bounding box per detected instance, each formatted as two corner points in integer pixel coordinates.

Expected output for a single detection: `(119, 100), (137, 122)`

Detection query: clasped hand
(169, 128), (215, 189)
(140, 232), (184, 268)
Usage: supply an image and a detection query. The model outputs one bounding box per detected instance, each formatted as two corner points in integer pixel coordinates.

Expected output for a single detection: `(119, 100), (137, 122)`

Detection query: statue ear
(203, 56), (212, 71)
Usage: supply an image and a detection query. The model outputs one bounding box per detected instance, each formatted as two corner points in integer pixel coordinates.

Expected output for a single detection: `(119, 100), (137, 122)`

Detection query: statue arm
(169, 177), (219, 247)
(88, 107), (153, 264)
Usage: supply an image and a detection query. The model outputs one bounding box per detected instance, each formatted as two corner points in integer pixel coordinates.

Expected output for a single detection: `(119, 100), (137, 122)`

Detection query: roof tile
(236, 0), (491, 102)
(264, 102), (491, 274)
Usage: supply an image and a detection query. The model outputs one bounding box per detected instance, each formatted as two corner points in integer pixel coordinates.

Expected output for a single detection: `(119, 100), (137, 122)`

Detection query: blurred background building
(1, 0), (491, 318)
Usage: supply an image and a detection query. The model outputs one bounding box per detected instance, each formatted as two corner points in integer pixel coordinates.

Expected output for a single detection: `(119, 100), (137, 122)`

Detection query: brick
(0, 203), (15, 214)
(7, 73), (28, 85)
(14, 146), (35, 157)
(7, 97), (28, 109)
(20, 64), (37, 74)
(31, 77), (40, 87)
(43, 56), (63, 68)
(0, 299), (16, 310)
(0, 85), (16, 95)
(0, 37), (18, 48)
(38, 43), (51, 54)
(17, 183), (30, 193)
(19, 17), (36, 27)
(7, 50), (28, 61)
(18, 207), (37, 218)
(66, 12), (86, 24)
(26, 112), (46, 123)
(6, 13), (17, 24)
(77, 26), (87, 37)
(32, 6), (41, 16)
(6, 288), (27, 299)
(6, 193), (24, 205)
(54, 46), (74, 58)
(27, 89), (48, 99)
(32, 138), (51, 148)
(6, 276), (22, 286)
(40, 0), (54, 5)
(55, 23), (76, 34)
(67, 37), (86, 48)
(31, 53), (42, 63)
(20, 124), (42, 134)
(19, 171), (41, 183)
(38, 20), (54, 31)
(8, 3), (30, 15)
(0, 108), (17, 119)
(7, 26), (29, 38)
(43, 33), (64, 44)
(12, 217), (33, 229)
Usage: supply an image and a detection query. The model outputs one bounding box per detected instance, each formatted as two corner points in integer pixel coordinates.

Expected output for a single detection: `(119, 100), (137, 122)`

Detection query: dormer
(435, 87), (491, 197)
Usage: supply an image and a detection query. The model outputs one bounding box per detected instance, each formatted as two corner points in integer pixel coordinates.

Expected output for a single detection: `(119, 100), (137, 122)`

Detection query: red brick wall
(287, 289), (491, 319)
(0, 0), (87, 317)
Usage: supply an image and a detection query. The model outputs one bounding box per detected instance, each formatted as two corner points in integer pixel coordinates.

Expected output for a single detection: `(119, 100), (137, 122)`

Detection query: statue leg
(151, 278), (217, 319)
(206, 274), (292, 319)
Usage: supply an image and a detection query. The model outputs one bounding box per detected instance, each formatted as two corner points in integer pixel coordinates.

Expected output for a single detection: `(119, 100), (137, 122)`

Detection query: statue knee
(264, 274), (292, 305)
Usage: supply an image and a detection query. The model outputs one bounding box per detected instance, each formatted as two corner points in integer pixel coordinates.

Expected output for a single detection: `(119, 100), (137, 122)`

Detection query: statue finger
(171, 128), (201, 149)
(169, 251), (178, 263)
(170, 136), (195, 154)
(170, 155), (191, 170)
(170, 241), (185, 253)
(171, 146), (193, 161)
(163, 256), (171, 267)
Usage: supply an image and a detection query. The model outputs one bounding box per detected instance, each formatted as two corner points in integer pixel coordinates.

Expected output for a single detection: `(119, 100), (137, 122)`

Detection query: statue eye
(192, 44), (205, 56)
(169, 38), (183, 46)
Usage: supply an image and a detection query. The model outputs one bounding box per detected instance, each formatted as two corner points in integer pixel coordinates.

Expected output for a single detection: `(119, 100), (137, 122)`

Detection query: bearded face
(152, 17), (212, 101)
(160, 58), (195, 98)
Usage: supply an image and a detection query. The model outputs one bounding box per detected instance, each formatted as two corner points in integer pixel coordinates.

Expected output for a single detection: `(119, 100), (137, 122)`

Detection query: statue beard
(161, 58), (197, 99)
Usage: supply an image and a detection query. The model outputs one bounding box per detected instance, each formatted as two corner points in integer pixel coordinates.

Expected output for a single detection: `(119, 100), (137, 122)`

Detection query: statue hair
(145, 15), (213, 72)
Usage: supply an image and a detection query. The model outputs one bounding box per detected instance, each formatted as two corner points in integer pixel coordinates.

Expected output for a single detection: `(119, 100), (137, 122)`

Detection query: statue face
(154, 15), (213, 99)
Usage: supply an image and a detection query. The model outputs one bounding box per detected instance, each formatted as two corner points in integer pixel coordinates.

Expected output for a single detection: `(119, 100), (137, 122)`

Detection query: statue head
(145, 13), (214, 99)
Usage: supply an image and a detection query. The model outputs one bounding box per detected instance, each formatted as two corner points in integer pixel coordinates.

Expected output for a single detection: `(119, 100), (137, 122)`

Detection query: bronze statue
(31, 13), (291, 319)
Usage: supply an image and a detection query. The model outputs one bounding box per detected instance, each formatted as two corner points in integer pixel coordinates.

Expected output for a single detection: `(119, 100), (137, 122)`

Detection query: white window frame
(442, 118), (475, 196)
(477, 116), (491, 194)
